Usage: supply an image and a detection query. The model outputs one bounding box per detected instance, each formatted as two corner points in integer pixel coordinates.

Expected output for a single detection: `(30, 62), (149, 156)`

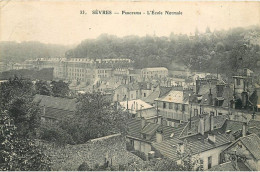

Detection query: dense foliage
(0, 77), (51, 170)
(39, 92), (129, 145)
(65, 26), (260, 76)
(0, 77), (42, 138)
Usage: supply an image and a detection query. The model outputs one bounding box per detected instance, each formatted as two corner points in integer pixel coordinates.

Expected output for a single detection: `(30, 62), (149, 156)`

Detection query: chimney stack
(208, 88), (213, 106)
(198, 115), (205, 135)
(208, 133), (216, 143)
(178, 142), (185, 154)
(156, 129), (163, 143)
(242, 122), (247, 137)
(141, 117), (146, 128)
(210, 113), (214, 131)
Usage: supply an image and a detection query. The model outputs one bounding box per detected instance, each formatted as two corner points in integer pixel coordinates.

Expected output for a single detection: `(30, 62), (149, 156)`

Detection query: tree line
(65, 26), (260, 76)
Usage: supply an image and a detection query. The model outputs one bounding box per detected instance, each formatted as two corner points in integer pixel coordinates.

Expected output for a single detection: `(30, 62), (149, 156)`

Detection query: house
(154, 86), (191, 125)
(220, 134), (260, 171)
(141, 67), (168, 81)
(33, 94), (77, 124)
(152, 113), (233, 170)
(126, 118), (187, 156)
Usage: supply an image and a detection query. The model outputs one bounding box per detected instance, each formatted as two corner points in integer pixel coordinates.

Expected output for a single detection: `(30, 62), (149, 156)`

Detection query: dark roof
(222, 120), (244, 135)
(143, 90), (160, 104)
(181, 114), (228, 137)
(159, 86), (172, 98)
(43, 107), (75, 119)
(34, 94), (77, 111)
(248, 126), (260, 137)
(239, 134), (260, 160)
(248, 119), (260, 128)
(127, 118), (187, 143)
(153, 129), (231, 161)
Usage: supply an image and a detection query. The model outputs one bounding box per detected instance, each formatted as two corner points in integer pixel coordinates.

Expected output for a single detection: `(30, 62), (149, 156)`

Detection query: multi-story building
(25, 58), (134, 83)
(141, 67), (168, 81)
(154, 86), (192, 126)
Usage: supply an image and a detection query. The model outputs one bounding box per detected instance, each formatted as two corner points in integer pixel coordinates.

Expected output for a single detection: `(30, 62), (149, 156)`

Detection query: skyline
(0, 1), (260, 45)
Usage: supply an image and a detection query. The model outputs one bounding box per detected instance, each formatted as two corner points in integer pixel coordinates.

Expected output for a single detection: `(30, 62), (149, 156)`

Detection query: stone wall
(42, 133), (141, 170)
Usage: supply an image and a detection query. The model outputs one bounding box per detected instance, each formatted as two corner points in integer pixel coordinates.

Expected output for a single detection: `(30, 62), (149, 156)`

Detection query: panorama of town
(1, 3), (260, 170)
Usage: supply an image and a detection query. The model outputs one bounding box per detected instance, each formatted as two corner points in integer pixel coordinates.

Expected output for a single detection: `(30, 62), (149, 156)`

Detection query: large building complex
(25, 58), (134, 83)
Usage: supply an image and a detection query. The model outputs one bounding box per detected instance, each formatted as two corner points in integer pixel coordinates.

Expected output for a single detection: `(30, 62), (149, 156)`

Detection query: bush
(78, 162), (91, 171)
(132, 150), (147, 161)
(39, 124), (74, 146)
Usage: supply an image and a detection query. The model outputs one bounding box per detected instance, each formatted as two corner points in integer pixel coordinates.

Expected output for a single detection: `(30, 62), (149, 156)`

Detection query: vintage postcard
(0, 1), (260, 171)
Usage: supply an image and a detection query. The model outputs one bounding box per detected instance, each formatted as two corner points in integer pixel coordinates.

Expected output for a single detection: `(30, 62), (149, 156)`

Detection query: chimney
(178, 142), (185, 154)
(208, 88), (213, 105)
(156, 130), (163, 143)
(210, 113), (214, 131)
(141, 117), (146, 128)
(241, 91), (248, 109)
(242, 122), (247, 137)
(208, 133), (216, 143)
(198, 115), (205, 135)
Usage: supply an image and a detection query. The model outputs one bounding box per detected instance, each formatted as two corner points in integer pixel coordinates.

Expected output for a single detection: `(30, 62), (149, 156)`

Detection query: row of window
(162, 102), (186, 111)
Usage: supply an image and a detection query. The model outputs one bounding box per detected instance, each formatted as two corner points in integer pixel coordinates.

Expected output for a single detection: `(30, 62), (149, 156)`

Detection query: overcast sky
(1, 1), (259, 45)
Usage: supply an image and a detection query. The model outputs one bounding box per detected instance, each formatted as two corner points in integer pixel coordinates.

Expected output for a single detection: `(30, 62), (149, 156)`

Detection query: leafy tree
(39, 123), (74, 146)
(75, 92), (128, 139)
(0, 111), (51, 171)
(0, 76), (41, 138)
(35, 80), (52, 96)
(50, 80), (70, 98)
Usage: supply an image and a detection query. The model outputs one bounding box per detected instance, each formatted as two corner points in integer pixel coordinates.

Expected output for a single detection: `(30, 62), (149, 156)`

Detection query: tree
(50, 80), (70, 98)
(0, 76), (41, 138)
(35, 80), (52, 96)
(0, 112), (51, 171)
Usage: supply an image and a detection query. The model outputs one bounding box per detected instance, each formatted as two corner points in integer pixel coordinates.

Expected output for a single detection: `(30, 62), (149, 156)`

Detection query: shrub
(132, 150), (147, 161)
(78, 162), (91, 171)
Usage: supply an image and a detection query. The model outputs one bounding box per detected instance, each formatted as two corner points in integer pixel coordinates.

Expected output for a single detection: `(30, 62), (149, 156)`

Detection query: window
(210, 111), (214, 116)
(208, 156), (212, 169)
(237, 79), (240, 85)
(182, 104), (186, 112)
(130, 139), (134, 146)
(144, 93), (146, 97)
(163, 102), (166, 109)
(169, 103), (173, 109)
(194, 109), (198, 116)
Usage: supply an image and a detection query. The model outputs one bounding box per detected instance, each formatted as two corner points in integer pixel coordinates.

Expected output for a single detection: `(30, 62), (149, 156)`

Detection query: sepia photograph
(0, 1), (260, 171)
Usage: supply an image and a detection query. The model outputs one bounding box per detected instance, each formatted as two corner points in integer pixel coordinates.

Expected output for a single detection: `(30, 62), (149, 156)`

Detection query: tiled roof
(143, 90), (160, 104)
(127, 118), (142, 139)
(157, 90), (183, 103)
(248, 126), (260, 137)
(152, 138), (181, 161)
(34, 94), (77, 111)
(153, 129), (231, 161)
(182, 114), (228, 137)
(141, 123), (160, 135)
(248, 119), (260, 128)
(240, 134), (260, 160)
(159, 87), (172, 98)
(222, 120), (244, 135)
(44, 107), (75, 119)
(127, 118), (186, 143)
